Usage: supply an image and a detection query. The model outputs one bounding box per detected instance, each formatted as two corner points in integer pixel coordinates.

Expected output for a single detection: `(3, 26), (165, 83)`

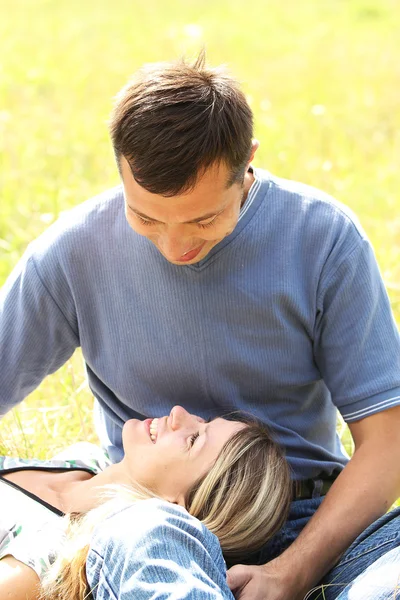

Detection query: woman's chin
(121, 418), (138, 450)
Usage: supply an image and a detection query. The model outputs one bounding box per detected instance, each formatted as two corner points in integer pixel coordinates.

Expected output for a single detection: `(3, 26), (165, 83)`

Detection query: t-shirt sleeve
(0, 252), (79, 416)
(314, 236), (400, 422)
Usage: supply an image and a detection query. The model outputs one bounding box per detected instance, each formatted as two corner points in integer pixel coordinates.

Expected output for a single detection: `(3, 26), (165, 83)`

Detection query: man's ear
(247, 138), (260, 166)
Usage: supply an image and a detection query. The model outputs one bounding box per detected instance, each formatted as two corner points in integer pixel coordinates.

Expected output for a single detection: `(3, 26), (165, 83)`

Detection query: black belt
(292, 476), (337, 501)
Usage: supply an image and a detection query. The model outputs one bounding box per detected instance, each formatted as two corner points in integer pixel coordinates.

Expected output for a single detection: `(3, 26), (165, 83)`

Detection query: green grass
(0, 0), (399, 473)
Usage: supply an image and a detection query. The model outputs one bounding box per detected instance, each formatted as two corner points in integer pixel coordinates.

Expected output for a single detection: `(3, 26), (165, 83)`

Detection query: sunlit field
(0, 0), (399, 471)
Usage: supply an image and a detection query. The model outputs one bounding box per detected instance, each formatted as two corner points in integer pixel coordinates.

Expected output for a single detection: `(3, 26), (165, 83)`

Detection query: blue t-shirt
(1, 168), (399, 479)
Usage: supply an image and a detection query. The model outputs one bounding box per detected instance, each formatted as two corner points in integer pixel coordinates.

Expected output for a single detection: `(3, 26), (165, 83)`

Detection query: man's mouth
(177, 242), (206, 262)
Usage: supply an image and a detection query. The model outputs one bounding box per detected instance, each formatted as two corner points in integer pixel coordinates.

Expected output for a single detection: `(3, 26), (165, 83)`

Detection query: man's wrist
(261, 551), (313, 597)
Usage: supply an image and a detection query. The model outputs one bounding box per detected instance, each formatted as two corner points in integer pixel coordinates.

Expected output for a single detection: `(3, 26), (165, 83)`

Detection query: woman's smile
(149, 418), (158, 442)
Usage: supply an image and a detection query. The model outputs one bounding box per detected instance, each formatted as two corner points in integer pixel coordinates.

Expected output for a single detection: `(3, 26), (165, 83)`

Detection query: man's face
(120, 155), (252, 265)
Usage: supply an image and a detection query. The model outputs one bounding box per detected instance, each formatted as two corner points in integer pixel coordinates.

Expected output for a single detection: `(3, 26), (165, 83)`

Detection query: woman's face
(121, 406), (245, 505)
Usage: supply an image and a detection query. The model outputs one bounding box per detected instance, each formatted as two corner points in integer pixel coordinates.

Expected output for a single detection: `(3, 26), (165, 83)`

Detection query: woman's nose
(170, 405), (195, 430)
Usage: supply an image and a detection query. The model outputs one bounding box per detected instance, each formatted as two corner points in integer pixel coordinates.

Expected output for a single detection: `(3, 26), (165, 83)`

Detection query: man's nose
(157, 226), (192, 260)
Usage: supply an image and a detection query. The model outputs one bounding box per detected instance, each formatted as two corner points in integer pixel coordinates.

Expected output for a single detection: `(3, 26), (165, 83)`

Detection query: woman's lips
(178, 242), (206, 262)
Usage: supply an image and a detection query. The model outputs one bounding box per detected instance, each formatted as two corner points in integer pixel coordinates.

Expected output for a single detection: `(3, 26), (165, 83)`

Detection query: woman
(0, 406), (291, 600)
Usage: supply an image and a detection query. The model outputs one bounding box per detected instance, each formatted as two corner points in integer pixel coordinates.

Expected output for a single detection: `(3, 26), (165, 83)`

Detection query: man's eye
(189, 432), (200, 447)
(137, 216), (155, 226)
(198, 217), (218, 229)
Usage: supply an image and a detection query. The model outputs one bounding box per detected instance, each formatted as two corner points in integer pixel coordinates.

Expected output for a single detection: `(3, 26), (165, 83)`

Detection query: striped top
(1, 167), (399, 479)
(0, 443), (110, 579)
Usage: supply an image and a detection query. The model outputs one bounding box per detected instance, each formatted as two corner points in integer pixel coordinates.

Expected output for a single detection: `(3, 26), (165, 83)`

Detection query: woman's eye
(189, 432), (200, 447)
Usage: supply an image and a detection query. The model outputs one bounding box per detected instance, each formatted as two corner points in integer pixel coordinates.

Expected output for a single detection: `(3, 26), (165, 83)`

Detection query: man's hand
(227, 559), (307, 600)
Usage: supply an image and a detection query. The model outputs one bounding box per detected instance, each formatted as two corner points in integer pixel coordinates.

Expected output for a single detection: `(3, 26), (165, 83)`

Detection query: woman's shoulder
(0, 442), (111, 475)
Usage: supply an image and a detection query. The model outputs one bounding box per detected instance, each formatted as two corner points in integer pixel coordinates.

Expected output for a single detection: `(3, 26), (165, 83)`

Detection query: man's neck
(240, 166), (255, 209)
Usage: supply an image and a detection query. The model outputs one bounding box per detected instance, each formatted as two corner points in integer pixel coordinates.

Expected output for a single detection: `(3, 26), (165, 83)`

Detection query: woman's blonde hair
(187, 415), (291, 560)
(40, 415), (291, 600)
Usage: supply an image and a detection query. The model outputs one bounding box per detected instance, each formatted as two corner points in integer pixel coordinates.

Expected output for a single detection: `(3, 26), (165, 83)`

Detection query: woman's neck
(51, 461), (131, 514)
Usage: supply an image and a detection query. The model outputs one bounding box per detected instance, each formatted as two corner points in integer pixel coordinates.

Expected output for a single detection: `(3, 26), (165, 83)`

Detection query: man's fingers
(226, 564), (251, 593)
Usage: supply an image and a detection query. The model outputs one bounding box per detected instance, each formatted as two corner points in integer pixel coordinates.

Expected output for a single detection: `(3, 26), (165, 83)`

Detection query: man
(1, 52), (400, 599)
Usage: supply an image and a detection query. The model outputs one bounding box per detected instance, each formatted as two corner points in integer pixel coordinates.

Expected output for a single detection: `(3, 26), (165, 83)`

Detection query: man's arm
(228, 405), (400, 600)
(0, 252), (78, 416)
(227, 198), (400, 600)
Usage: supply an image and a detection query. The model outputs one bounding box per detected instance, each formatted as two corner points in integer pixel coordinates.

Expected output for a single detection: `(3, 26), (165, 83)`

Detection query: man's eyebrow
(127, 205), (225, 224)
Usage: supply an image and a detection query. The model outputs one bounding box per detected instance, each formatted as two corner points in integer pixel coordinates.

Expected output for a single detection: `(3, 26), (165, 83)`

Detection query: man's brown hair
(108, 50), (254, 197)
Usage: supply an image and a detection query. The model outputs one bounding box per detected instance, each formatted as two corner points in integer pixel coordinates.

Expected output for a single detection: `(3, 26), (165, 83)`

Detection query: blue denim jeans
(86, 498), (400, 600)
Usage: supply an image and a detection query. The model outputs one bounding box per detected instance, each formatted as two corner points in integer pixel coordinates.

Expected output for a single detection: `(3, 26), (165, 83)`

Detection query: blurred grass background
(0, 0), (399, 462)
